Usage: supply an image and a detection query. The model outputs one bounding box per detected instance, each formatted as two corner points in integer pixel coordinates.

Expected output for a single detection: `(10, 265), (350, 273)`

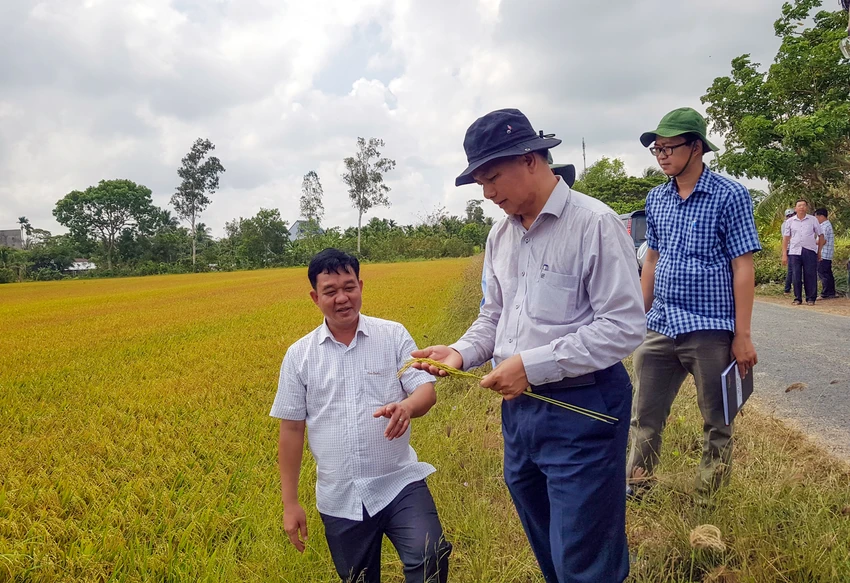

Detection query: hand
(410, 345), (463, 376)
(731, 334), (758, 379)
(479, 354), (529, 400)
(781, 255), (788, 267)
(373, 401), (412, 440)
(283, 503), (308, 553)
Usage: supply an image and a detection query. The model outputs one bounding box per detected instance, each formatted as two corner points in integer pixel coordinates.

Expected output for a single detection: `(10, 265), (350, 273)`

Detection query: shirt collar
(509, 175), (570, 227)
(318, 313), (369, 344)
(666, 164), (713, 199)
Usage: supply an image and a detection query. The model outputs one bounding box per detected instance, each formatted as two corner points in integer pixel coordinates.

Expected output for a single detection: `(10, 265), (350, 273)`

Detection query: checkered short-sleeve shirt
(270, 314), (436, 521)
(645, 167), (762, 338)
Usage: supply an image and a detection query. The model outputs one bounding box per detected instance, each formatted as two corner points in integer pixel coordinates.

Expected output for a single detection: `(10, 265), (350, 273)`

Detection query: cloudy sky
(0, 0), (785, 237)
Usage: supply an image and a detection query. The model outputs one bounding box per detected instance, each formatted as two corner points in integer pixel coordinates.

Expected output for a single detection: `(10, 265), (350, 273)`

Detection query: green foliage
(300, 171), (325, 226)
(342, 137), (396, 252)
(171, 138), (226, 267)
(573, 157), (667, 212)
(53, 179), (158, 270)
(702, 0), (850, 227)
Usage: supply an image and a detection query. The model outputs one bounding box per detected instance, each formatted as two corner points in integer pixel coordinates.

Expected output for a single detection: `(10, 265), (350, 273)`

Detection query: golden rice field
(0, 258), (536, 582)
(3, 256), (850, 583)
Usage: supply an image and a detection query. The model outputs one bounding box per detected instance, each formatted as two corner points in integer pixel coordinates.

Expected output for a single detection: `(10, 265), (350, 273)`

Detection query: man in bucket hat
(413, 108), (646, 583)
(626, 107), (761, 500)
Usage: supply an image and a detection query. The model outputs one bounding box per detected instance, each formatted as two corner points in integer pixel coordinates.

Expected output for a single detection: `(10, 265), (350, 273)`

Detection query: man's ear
(310, 289), (319, 306)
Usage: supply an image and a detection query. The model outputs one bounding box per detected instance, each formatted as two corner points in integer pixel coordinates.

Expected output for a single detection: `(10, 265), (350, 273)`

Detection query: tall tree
(53, 179), (157, 270)
(171, 138), (226, 268)
(300, 171), (325, 230)
(342, 137), (396, 253)
(702, 0), (850, 225)
(465, 200), (486, 224)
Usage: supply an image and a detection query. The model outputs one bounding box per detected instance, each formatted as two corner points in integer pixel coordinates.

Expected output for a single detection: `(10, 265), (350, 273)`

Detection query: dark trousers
(784, 263), (792, 293)
(818, 259), (836, 298)
(502, 363), (632, 583)
(790, 248), (818, 302)
(320, 480), (451, 583)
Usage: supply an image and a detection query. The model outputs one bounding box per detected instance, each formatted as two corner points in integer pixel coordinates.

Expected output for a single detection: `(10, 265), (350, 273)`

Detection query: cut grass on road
(1, 257), (848, 582)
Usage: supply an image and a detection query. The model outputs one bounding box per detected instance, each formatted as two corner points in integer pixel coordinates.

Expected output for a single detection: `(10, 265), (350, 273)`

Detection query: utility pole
(581, 137), (587, 176)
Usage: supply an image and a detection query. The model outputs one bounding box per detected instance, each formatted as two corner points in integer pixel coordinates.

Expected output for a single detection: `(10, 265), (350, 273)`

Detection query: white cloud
(0, 0), (781, 236)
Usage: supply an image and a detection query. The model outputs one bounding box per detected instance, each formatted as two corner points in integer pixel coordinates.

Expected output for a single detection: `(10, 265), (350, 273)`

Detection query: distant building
(66, 258), (97, 273)
(288, 220), (323, 242)
(0, 229), (23, 249)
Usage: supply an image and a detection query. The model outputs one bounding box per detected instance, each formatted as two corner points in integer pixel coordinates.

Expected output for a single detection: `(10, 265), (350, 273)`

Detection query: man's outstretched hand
(410, 345), (463, 376)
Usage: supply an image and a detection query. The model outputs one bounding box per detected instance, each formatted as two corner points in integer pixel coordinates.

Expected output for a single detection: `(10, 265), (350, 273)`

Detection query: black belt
(530, 372), (596, 392)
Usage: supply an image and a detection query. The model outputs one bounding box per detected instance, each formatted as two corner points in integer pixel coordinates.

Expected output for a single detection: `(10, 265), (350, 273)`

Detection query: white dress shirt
(270, 314), (436, 521)
(782, 214), (822, 255)
(451, 177), (646, 384)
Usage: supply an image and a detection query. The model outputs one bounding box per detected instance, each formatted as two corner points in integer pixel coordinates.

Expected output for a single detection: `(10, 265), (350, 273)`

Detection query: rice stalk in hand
(399, 358), (617, 424)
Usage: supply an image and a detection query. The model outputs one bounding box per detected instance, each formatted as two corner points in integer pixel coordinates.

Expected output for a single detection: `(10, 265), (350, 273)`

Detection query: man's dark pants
(790, 248), (818, 303)
(502, 363), (632, 583)
(320, 480), (451, 583)
(818, 258), (836, 298)
(784, 263), (792, 293)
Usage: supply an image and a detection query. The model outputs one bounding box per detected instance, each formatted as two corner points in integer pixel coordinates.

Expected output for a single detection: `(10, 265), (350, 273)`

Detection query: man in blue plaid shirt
(626, 108), (761, 498)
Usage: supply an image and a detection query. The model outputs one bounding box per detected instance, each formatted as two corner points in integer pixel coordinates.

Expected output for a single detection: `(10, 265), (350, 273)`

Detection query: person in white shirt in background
(814, 208), (836, 299)
(270, 248), (451, 583)
(782, 199), (825, 306)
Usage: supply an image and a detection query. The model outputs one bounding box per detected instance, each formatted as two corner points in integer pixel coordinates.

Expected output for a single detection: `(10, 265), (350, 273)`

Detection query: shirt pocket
(684, 219), (719, 261)
(527, 270), (579, 324)
(362, 368), (401, 406)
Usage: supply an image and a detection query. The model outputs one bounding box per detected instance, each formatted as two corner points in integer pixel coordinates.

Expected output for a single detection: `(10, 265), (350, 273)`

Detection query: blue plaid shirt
(645, 166), (761, 338)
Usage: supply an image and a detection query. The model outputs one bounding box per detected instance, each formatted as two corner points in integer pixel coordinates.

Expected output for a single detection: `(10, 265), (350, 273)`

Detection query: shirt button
(515, 304), (519, 309)
(525, 238), (529, 243)
(521, 271), (525, 276)
(508, 339), (513, 344)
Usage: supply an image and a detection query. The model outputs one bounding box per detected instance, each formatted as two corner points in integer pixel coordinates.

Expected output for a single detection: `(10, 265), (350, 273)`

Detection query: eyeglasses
(649, 141), (693, 157)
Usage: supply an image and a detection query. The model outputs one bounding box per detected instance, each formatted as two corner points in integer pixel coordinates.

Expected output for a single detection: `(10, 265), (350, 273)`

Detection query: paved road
(751, 300), (850, 462)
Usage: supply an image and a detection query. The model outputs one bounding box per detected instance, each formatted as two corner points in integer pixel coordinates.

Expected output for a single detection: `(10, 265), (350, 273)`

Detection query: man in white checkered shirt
(270, 248), (451, 583)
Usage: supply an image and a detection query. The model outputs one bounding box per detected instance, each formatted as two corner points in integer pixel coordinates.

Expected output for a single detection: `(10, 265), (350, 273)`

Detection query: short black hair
(682, 132), (709, 155)
(796, 198), (809, 206)
(815, 208), (828, 218)
(308, 248), (360, 289)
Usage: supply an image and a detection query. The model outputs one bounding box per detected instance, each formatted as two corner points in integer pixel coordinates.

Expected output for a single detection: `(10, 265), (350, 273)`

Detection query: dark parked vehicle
(619, 210), (647, 250)
(619, 210), (647, 274)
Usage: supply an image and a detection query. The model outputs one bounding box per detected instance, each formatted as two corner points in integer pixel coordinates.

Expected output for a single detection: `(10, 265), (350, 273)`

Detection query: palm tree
(17, 216), (31, 248)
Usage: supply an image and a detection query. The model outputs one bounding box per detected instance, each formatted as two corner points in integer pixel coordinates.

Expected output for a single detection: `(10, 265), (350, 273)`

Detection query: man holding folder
(626, 108), (761, 498)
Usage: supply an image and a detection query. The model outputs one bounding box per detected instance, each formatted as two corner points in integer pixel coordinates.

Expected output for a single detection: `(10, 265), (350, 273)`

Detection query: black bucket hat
(456, 108), (562, 186)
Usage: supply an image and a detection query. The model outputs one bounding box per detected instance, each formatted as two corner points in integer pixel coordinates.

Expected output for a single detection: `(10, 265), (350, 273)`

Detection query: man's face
(816, 214), (826, 224)
(795, 201), (808, 216)
(654, 136), (699, 176)
(472, 155), (536, 216)
(310, 267), (363, 330)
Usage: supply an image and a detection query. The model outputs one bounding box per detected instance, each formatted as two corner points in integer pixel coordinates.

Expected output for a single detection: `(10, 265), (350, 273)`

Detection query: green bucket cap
(639, 107), (718, 152)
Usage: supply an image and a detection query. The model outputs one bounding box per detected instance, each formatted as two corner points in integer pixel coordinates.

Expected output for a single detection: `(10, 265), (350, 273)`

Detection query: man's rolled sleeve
(722, 186), (762, 259)
(269, 346), (307, 420)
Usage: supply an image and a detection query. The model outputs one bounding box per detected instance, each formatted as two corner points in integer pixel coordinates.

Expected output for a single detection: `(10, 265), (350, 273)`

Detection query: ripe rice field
(2, 256), (849, 582)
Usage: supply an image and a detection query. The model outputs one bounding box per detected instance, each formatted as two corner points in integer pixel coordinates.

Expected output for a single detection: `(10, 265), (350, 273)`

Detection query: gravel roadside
(751, 299), (850, 463)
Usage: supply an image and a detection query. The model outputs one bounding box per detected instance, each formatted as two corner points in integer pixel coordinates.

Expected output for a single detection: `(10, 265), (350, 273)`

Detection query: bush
(33, 268), (64, 281)
(754, 250), (787, 285)
(0, 268), (16, 284)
